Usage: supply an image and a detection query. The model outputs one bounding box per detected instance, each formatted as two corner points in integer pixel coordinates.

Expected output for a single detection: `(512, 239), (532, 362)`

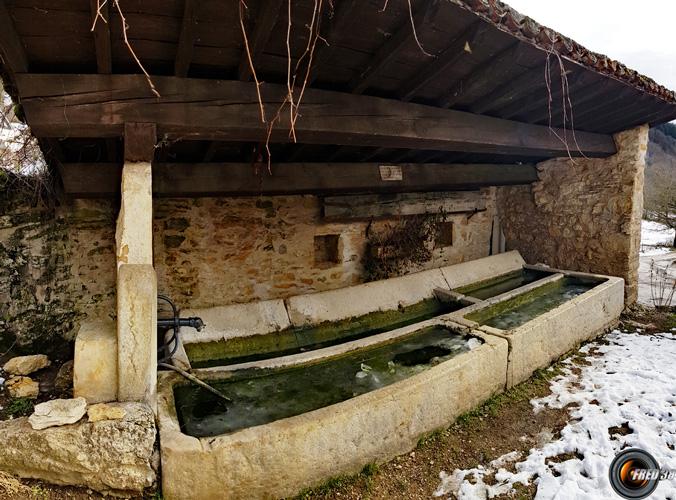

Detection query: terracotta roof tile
(450, 0), (676, 104)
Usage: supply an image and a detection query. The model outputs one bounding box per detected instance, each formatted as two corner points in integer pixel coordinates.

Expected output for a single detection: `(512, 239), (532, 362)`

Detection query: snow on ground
(641, 220), (675, 256)
(638, 220), (676, 306)
(434, 330), (676, 499)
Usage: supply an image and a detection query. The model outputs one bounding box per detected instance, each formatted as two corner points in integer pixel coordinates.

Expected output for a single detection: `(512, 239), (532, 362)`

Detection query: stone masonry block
(117, 264), (157, 405)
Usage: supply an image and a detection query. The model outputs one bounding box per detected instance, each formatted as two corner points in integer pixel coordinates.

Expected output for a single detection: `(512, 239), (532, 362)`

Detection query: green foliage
(6, 398), (34, 417)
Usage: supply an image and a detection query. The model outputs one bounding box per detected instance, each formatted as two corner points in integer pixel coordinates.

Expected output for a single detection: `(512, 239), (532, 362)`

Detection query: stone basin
(158, 319), (507, 499)
(451, 266), (624, 387)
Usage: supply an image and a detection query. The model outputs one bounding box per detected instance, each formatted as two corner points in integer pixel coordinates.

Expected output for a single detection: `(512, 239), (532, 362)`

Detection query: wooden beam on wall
(174, 0), (196, 77)
(59, 161), (539, 197)
(0, 0), (28, 73)
(237, 0), (284, 81)
(323, 191), (486, 221)
(16, 74), (617, 158)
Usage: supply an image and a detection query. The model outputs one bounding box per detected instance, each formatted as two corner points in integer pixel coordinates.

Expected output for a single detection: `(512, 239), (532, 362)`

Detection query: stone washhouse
(0, 0), (675, 498)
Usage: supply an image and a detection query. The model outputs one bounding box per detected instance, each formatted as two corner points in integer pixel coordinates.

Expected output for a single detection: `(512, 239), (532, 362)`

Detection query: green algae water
(466, 277), (600, 330)
(186, 298), (463, 368)
(455, 268), (553, 300)
(175, 325), (481, 437)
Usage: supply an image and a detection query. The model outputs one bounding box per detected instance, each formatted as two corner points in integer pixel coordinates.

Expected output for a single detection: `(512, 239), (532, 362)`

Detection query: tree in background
(645, 123), (676, 247)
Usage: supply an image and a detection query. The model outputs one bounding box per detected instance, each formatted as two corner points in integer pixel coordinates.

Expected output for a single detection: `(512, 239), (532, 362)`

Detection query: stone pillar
(116, 162), (153, 268)
(497, 125), (648, 304)
(117, 264), (157, 403)
(115, 123), (157, 405)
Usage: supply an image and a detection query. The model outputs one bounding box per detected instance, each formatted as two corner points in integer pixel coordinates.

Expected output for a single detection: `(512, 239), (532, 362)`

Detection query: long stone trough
(157, 252), (623, 499)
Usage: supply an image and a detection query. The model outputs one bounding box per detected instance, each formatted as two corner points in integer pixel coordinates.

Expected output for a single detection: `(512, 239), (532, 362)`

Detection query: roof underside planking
(1, 0), (675, 197)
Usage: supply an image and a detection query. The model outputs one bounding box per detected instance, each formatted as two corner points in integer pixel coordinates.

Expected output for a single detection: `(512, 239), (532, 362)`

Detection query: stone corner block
(74, 320), (118, 404)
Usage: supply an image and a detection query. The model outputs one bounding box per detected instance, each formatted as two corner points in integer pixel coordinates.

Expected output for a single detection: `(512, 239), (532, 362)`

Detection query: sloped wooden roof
(1, 0), (675, 196)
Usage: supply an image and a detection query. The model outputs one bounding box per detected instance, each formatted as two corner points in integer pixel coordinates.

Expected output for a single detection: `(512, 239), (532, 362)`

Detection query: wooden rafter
(499, 70), (586, 120)
(175, 0), (196, 77)
(468, 65), (548, 114)
(397, 21), (485, 102)
(348, 1), (437, 94)
(60, 161), (539, 197)
(16, 74), (617, 158)
(0, 0), (28, 73)
(237, 0), (284, 81)
(527, 80), (613, 125)
(439, 42), (520, 109)
(89, 0), (112, 74)
(307, 0), (359, 84)
(567, 86), (637, 126)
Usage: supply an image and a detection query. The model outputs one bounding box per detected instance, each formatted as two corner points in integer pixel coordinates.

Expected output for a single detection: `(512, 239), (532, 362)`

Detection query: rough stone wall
(153, 189), (496, 309)
(0, 199), (117, 353)
(1, 188), (496, 350)
(497, 125), (648, 303)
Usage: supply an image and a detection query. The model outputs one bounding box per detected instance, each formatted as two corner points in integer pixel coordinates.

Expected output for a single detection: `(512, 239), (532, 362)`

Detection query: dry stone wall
(1, 188), (496, 350)
(0, 198), (117, 353)
(497, 125), (648, 303)
(152, 189), (497, 309)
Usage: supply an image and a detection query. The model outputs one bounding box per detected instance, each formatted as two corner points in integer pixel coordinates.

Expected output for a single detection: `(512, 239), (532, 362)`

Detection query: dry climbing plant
(0, 89), (49, 205)
(363, 211), (448, 282)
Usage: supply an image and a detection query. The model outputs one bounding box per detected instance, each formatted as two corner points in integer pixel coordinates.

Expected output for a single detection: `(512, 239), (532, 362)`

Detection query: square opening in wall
(435, 221), (453, 248)
(314, 234), (341, 267)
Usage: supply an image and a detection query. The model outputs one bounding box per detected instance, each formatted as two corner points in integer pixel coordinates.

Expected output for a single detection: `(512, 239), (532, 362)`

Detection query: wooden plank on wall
(59, 161), (539, 197)
(323, 192), (486, 221)
(15, 74), (617, 158)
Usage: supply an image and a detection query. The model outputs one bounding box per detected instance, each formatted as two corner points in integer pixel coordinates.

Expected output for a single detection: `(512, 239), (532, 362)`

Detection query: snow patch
(641, 220), (675, 255)
(435, 331), (676, 499)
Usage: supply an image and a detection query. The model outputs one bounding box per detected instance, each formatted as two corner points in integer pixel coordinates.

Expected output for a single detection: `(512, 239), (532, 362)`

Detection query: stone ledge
(0, 403), (157, 497)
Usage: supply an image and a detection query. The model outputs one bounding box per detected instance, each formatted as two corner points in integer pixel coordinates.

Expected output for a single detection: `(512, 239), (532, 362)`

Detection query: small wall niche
(435, 221), (454, 248)
(314, 234), (341, 268)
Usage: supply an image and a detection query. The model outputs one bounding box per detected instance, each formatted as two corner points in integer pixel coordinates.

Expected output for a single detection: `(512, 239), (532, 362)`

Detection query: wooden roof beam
(59, 161), (539, 198)
(582, 98), (668, 133)
(499, 70), (586, 120)
(567, 86), (637, 126)
(468, 64), (547, 115)
(348, 1), (437, 94)
(238, 0), (284, 81)
(397, 21), (486, 102)
(439, 42), (520, 109)
(174, 0), (196, 77)
(307, 0), (359, 85)
(0, 0), (28, 73)
(527, 80), (613, 125)
(16, 74), (617, 158)
(89, 0), (112, 74)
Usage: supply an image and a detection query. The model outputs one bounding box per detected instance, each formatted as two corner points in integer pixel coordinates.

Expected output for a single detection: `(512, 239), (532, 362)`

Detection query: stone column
(116, 123), (158, 404)
(496, 124), (648, 304)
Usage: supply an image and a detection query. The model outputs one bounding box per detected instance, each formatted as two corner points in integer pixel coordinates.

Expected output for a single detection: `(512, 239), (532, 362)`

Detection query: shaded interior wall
(0, 198), (116, 352)
(497, 125), (648, 303)
(153, 189), (497, 309)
